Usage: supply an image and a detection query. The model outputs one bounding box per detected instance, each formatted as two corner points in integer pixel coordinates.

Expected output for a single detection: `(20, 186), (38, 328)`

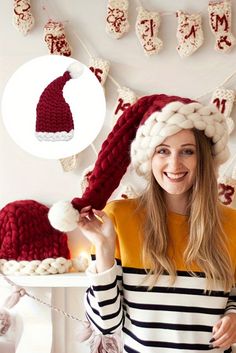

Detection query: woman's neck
(164, 192), (189, 215)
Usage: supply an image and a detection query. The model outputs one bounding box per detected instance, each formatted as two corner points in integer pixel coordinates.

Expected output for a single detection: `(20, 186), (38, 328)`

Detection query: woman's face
(151, 129), (197, 196)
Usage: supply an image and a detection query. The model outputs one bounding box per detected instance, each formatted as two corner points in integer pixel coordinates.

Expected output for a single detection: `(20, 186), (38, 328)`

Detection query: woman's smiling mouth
(164, 172), (188, 182)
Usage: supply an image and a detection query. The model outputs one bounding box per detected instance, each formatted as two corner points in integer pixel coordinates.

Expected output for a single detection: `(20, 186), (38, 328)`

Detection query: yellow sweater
(104, 198), (236, 273)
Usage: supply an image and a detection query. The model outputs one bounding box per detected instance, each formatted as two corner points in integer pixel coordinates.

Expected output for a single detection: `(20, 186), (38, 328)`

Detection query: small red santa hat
(35, 62), (83, 142)
(0, 200), (71, 275)
(48, 94), (229, 232)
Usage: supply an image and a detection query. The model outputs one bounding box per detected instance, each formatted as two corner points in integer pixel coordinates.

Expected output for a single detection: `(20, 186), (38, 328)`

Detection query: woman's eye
(182, 149), (194, 155)
(156, 148), (169, 154)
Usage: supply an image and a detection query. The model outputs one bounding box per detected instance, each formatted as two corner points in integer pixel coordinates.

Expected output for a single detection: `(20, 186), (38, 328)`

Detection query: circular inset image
(1, 55), (106, 159)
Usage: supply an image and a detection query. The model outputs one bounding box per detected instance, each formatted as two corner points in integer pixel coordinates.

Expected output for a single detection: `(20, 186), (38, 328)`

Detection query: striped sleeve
(84, 258), (124, 335)
(224, 286), (236, 314)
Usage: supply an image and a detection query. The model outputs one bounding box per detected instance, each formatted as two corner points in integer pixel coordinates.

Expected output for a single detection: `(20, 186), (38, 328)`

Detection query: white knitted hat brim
(131, 101), (229, 178)
(35, 130), (74, 142)
(0, 257), (72, 275)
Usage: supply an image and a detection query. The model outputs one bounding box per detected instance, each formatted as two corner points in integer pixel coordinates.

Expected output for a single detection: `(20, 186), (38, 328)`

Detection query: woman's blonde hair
(137, 128), (234, 291)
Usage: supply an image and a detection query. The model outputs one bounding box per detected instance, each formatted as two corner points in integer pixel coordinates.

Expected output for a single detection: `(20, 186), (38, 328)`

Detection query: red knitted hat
(48, 94), (229, 231)
(0, 200), (71, 275)
(35, 62), (83, 142)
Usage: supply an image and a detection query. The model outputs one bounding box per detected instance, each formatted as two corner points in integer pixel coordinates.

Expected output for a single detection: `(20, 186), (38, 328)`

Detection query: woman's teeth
(164, 172), (187, 180)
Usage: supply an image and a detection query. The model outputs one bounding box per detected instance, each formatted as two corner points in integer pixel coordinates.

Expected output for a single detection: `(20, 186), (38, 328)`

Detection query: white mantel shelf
(0, 272), (89, 288)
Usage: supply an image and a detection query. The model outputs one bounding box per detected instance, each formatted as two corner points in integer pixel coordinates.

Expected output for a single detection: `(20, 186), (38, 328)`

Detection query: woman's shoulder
(104, 198), (139, 215)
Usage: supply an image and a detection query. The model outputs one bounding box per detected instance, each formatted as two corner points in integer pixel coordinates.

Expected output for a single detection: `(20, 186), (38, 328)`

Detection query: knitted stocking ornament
(112, 87), (137, 125)
(106, 0), (129, 39)
(13, 0), (35, 35)
(211, 87), (235, 134)
(176, 11), (204, 57)
(59, 155), (78, 172)
(44, 19), (72, 56)
(136, 7), (163, 56)
(208, 0), (236, 53)
(89, 57), (110, 86)
(218, 156), (236, 206)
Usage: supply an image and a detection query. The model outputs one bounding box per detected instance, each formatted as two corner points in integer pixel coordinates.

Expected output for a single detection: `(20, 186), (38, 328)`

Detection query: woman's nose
(168, 153), (181, 169)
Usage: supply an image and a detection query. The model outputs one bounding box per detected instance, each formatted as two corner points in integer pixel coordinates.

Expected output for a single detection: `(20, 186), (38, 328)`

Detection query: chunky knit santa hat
(0, 200), (71, 275)
(48, 94), (229, 232)
(35, 62), (83, 142)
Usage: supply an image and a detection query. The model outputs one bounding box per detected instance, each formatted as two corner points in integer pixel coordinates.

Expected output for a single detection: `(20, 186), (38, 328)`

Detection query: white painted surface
(0, 272), (89, 288)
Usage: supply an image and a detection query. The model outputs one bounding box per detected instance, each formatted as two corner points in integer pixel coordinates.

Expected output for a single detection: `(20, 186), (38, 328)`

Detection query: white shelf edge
(0, 272), (89, 288)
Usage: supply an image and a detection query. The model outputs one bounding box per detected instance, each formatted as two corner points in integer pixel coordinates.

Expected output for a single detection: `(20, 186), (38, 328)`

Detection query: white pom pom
(68, 62), (84, 79)
(48, 201), (79, 232)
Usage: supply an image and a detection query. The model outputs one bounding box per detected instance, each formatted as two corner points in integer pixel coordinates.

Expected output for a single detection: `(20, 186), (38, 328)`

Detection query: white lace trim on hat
(0, 257), (72, 275)
(36, 130), (74, 142)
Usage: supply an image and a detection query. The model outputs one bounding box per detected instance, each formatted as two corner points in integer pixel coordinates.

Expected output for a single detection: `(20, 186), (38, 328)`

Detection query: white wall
(0, 1), (236, 352)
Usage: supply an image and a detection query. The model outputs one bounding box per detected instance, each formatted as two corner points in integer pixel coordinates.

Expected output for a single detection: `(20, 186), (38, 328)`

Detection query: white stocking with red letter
(176, 11), (204, 57)
(136, 7), (163, 56)
(106, 0), (129, 39)
(89, 57), (110, 86)
(211, 87), (235, 134)
(208, 0), (236, 53)
(13, 0), (35, 35)
(44, 19), (72, 56)
(218, 156), (236, 206)
(112, 87), (137, 125)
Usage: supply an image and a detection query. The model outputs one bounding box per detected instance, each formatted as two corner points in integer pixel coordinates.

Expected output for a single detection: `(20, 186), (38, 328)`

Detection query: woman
(49, 94), (236, 352)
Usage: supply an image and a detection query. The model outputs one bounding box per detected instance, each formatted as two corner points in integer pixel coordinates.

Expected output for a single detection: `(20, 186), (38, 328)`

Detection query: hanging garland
(0, 273), (123, 353)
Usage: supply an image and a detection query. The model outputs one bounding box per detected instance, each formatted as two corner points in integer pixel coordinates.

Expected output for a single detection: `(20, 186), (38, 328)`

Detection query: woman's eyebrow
(157, 143), (196, 147)
(181, 143), (196, 147)
(157, 143), (170, 147)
